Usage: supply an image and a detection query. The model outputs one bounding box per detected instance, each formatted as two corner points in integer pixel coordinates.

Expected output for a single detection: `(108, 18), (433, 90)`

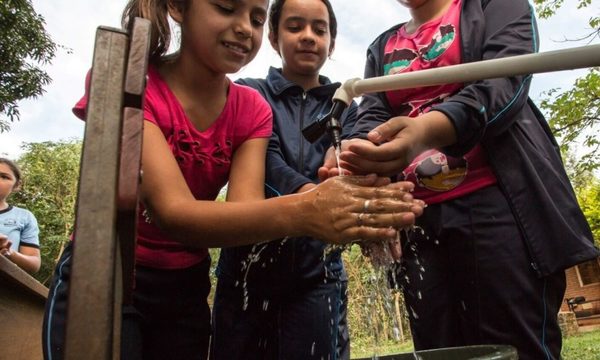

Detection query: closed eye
(312, 21), (329, 36)
(214, 3), (234, 14)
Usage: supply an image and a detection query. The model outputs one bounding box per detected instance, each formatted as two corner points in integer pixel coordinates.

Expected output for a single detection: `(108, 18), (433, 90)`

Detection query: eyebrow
(229, 0), (267, 15)
(284, 16), (328, 25)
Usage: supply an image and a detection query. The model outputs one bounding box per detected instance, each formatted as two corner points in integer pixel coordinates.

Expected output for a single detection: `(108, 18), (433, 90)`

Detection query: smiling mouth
(223, 42), (250, 54)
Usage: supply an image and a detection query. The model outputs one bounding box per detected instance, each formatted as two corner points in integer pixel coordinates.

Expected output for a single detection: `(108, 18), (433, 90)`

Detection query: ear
(12, 181), (21, 192)
(167, 0), (184, 24)
(328, 39), (336, 58)
(268, 32), (280, 55)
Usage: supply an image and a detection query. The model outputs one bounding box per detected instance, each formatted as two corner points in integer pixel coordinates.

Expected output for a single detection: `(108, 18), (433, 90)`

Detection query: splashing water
(334, 147), (344, 176)
(238, 238), (288, 310)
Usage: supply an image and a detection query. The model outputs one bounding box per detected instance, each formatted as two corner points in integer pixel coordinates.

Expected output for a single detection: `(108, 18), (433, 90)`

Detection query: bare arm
(140, 122), (422, 247)
(8, 246), (41, 274)
(226, 137), (268, 202)
(0, 235), (41, 274)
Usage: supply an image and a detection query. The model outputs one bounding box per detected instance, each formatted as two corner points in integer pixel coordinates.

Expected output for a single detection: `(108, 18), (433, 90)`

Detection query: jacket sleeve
(434, 0), (538, 156)
(351, 43), (395, 139)
(236, 77), (313, 196)
(265, 129), (313, 197)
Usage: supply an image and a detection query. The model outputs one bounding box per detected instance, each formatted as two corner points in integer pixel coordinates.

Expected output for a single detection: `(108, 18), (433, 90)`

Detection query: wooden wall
(0, 255), (48, 360)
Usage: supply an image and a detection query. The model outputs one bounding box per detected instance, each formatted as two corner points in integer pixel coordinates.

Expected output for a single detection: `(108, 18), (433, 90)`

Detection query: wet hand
(303, 175), (424, 245)
(338, 116), (424, 177)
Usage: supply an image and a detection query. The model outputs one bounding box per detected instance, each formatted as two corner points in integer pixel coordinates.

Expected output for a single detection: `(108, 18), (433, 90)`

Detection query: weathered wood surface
(0, 255), (48, 360)
(65, 17), (150, 360)
(118, 17), (150, 306)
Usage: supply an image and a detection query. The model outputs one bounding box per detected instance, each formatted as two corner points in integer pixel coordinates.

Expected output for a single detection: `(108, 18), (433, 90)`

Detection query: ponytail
(121, 0), (186, 63)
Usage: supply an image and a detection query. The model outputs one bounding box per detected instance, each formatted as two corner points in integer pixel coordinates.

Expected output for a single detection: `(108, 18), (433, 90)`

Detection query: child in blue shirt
(0, 158), (41, 274)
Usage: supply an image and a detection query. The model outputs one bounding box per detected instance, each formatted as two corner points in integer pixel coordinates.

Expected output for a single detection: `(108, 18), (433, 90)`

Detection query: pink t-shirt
(73, 65), (272, 269)
(382, 0), (496, 204)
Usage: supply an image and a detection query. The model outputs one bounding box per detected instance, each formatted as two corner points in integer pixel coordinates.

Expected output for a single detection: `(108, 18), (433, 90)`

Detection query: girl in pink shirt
(43, 0), (424, 359)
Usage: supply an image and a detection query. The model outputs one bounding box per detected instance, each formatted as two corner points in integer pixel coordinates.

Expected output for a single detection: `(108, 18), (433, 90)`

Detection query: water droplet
(410, 306), (419, 319)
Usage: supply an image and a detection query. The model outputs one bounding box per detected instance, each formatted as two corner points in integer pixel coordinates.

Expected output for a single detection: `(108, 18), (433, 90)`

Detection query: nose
(234, 15), (252, 39)
(300, 28), (316, 45)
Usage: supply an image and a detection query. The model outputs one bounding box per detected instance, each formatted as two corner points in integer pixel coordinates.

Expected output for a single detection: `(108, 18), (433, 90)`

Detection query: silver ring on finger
(357, 212), (365, 227)
(363, 199), (371, 213)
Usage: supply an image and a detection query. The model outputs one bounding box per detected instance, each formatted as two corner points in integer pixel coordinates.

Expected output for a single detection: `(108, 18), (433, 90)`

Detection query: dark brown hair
(121, 0), (188, 63)
(268, 0), (338, 41)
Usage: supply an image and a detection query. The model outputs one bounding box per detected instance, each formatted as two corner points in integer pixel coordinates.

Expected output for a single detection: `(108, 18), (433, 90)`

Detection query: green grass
(350, 329), (600, 359)
(352, 339), (414, 359)
(562, 329), (600, 360)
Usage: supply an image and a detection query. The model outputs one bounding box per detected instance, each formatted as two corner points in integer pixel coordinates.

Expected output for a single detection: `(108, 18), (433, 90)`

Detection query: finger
(337, 160), (372, 176)
(389, 233), (402, 260)
(337, 173), (379, 187)
(322, 146), (337, 167)
(339, 227), (397, 244)
(372, 176), (392, 187)
(367, 118), (407, 144)
(352, 187), (417, 205)
(410, 202), (425, 217)
(340, 150), (406, 177)
(357, 212), (417, 228)
(337, 210), (417, 231)
(383, 180), (415, 193)
(355, 135), (408, 159)
(317, 167), (333, 182)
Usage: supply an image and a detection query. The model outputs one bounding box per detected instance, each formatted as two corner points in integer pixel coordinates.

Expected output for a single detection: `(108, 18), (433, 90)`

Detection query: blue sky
(1, 0), (596, 158)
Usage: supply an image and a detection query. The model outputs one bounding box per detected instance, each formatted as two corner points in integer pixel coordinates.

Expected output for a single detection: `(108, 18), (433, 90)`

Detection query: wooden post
(64, 17), (151, 360)
(65, 26), (128, 360)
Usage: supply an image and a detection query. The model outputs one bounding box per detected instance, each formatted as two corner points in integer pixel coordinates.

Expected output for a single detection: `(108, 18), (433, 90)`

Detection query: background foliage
(11, 140), (81, 284)
(534, 0), (600, 174)
(0, 0), (58, 132)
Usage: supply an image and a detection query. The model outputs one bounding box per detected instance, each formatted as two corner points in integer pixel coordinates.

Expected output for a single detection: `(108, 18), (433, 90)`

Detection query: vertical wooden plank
(65, 27), (128, 360)
(118, 18), (151, 307)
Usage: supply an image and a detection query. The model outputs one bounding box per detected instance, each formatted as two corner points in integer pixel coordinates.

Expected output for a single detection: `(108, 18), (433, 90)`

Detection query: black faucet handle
(302, 114), (329, 143)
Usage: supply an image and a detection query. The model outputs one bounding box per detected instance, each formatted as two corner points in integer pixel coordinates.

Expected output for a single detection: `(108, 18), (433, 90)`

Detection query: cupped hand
(339, 116), (429, 177)
(302, 175), (424, 245)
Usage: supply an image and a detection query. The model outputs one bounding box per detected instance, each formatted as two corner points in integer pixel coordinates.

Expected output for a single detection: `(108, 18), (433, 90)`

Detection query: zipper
(291, 91), (308, 274)
(297, 92), (307, 174)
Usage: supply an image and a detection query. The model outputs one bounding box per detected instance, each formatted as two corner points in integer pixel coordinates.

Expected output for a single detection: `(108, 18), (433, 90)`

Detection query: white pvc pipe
(333, 44), (600, 105)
